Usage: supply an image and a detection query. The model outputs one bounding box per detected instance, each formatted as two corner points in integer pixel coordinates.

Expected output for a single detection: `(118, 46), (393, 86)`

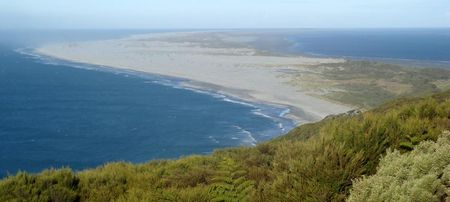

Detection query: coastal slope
(37, 32), (351, 122)
(2, 90), (450, 201)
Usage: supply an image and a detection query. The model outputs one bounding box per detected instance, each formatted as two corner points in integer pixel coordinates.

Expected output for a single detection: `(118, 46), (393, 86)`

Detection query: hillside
(2, 91), (450, 201)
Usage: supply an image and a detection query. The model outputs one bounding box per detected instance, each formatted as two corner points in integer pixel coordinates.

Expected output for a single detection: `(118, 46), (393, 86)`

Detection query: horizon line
(1, 27), (450, 31)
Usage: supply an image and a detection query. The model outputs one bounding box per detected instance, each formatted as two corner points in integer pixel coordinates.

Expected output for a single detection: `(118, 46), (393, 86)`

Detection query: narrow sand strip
(37, 32), (352, 122)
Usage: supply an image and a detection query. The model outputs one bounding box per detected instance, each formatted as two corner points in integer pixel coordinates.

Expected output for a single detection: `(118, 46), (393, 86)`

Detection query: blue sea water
(0, 30), (294, 177)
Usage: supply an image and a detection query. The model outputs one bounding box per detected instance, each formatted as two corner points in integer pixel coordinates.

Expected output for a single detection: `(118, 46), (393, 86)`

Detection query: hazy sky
(1, 0), (449, 29)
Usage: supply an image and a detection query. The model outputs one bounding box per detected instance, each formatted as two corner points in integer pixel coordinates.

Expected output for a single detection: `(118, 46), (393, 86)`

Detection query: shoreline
(179, 80), (317, 123)
(31, 48), (307, 124)
(34, 31), (353, 123)
(21, 47), (302, 127)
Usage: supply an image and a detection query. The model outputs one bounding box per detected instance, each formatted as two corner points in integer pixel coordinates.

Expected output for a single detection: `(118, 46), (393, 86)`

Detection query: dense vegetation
(348, 132), (450, 202)
(2, 91), (450, 201)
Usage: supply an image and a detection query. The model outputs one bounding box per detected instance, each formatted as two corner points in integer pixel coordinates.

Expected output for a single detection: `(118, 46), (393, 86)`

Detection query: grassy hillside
(2, 91), (450, 201)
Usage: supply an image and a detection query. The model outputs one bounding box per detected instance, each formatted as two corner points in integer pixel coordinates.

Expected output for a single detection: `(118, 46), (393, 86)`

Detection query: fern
(209, 157), (254, 201)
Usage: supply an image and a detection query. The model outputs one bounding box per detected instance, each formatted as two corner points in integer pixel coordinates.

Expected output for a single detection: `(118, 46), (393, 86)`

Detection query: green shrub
(347, 131), (450, 202)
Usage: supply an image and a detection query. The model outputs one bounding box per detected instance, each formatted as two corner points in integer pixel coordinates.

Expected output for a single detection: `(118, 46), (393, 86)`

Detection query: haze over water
(250, 29), (450, 65)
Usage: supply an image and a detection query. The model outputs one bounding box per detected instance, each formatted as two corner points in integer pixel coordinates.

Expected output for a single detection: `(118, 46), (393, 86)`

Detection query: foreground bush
(2, 91), (450, 201)
(0, 169), (79, 202)
(348, 132), (450, 202)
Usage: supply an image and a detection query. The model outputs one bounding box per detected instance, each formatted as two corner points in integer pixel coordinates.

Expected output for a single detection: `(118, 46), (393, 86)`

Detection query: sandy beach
(37, 31), (352, 122)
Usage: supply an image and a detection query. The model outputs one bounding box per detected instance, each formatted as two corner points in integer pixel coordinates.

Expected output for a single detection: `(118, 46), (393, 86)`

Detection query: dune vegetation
(288, 61), (450, 108)
(2, 91), (450, 201)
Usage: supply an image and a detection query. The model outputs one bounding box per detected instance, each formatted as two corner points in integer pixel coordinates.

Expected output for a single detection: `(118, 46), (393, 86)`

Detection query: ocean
(0, 30), (294, 177)
(1, 29), (448, 177)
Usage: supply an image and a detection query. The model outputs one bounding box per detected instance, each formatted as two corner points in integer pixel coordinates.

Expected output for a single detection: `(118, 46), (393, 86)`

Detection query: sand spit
(37, 32), (352, 122)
